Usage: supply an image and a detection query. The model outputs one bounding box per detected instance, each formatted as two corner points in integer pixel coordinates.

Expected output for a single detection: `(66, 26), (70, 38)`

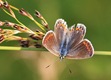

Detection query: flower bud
(35, 10), (42, 18)
(0, 35), (4, 43)
(19, 8), (34, 20)
(5, 21), (15, 26)
(0, 21), (4, 26)
(19, 8), (28, 16)
(34, 42), (42, 48)
(19, 39), (29, 47)
(3, 1), (9, 9)
(29, 34), (42, 40)
(0, 28), (3, 33)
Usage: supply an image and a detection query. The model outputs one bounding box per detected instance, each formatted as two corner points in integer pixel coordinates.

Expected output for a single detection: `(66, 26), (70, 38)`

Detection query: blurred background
(0, 0), (111, 80)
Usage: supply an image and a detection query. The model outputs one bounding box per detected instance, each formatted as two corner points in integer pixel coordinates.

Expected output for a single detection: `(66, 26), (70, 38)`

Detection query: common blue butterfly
(42, 19), (94, 60)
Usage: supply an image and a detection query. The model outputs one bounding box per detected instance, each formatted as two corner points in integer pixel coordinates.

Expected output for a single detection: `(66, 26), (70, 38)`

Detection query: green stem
(14, 17), (25, 26)
(31, 19), (46, 32)
(2, 8), (25, 27)
(14, 17), (35, 34)
(2, 8), (13, 17)
(10, 5), (46, 32)
(0, 46), (46, 51)
(2, 8), (35, 34)
(10, 5), (19, 11)
(94, 51), (111, 55)
(0, 46), (111, 56)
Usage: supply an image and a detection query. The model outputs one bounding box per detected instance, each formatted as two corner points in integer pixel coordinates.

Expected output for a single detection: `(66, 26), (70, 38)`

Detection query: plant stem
(0, 46), (111, 55)
(10, 5), (19, 11)
(32, 19), (46, 32)
(0, 46), (46, 51)
(3, 8), (36, 34)
(10, 5), (46, 32)
(2, 8), (13, 17)
(94, 51), (111, 56)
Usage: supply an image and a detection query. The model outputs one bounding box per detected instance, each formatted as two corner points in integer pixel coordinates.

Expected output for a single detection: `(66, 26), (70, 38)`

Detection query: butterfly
(42, 19), (94, 60)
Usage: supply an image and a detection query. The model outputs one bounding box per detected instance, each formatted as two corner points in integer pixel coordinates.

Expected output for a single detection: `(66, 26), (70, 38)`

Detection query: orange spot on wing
(59, 24), (67, 30)
(76, 27), (82, 31)
(76, 27), (79, 30)
(44, 33), (53, 44)
(83, 41), (91, 52)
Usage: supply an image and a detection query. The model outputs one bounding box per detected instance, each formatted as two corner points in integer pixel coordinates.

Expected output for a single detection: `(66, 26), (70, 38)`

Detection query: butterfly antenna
(63, 59), (72, 74)
(45, 58), (59, 68)
(45, 65), (50, 68)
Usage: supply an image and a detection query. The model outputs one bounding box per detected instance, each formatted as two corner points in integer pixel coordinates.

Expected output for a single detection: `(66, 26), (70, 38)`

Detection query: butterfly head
(59, 54), (65, 60)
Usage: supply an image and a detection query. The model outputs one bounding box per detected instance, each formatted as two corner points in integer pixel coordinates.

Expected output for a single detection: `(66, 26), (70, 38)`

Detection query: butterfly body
(59, 37), (68, 59)
(42, 19), (94, 60)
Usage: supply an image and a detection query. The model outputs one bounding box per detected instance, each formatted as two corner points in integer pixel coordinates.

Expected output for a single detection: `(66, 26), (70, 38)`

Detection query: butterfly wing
(54, 19), (68, 46)
(67, 23), (86, 50)
(42, 30), (59, 56)
(66, 39), (94, 59)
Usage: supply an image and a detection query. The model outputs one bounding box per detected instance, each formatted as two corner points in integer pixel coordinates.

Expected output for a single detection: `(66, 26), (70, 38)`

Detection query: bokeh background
(0, 0), (111, 80)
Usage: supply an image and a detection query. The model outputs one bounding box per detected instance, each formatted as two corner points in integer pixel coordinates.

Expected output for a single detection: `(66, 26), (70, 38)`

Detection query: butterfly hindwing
(66, 39), (94, 59)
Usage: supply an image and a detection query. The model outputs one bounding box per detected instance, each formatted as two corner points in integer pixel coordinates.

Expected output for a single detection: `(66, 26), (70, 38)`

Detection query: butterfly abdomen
(59, 38), (68, 58)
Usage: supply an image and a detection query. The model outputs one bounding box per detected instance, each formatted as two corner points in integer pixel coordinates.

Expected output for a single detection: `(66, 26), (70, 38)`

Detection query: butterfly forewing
(67, 23), (86, 50)
(54, 19), (68, 46)
(42, 30), (59, 56)
(66, 39), (94, 59)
